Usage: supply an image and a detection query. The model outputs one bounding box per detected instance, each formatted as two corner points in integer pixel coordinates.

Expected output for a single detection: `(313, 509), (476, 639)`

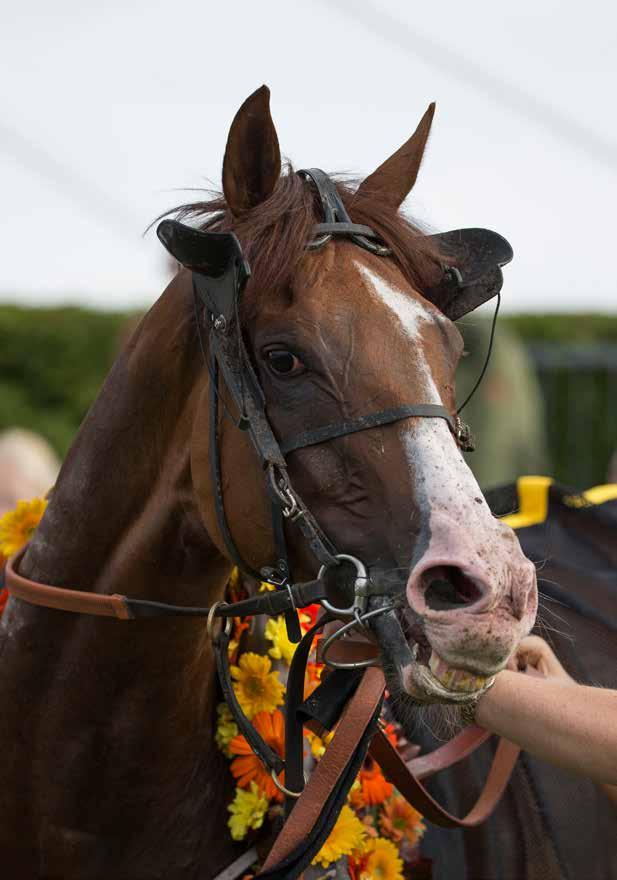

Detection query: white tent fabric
(1, 0), (615, 311)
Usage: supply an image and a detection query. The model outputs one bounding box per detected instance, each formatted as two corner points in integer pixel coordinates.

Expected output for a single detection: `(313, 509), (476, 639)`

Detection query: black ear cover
(157, 219), (250, 326)
(425, 228), (513, 321)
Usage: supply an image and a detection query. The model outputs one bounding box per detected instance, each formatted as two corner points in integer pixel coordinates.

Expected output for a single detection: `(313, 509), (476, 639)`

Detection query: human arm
(474, 636), (617, 788)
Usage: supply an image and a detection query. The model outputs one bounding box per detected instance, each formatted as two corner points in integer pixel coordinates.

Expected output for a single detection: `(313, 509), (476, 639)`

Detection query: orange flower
(379, 794), (425, 847)
(233, 617), (251, 643)
(229, 710), (285, 802)
(382, 722), (399, 748)
(300, 603), (321, 632)
(304, 661), (323, 699)
(359, 758), (393, 806)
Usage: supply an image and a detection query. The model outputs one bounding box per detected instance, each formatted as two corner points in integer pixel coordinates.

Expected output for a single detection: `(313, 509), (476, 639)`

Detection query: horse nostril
(422, 566), (485, 612)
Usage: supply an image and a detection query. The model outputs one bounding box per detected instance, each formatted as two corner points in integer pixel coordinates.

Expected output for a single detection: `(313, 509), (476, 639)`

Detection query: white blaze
(356, 262), (489, 522)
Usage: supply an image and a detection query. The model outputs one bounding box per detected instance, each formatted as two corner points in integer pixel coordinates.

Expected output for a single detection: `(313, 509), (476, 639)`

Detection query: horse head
(168, 85), (537, 717)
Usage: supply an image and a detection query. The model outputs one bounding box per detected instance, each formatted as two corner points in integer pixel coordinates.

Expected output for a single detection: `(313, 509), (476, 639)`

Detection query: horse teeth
(428, 650), (488, 693)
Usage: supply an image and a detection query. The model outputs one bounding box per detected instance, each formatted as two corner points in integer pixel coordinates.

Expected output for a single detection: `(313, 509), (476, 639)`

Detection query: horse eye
(266, 350), (304, 376)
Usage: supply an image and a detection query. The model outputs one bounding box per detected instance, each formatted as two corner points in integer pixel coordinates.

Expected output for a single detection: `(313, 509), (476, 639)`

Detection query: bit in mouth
(428, 650), (492, 694)
(378, 604), (496, 704)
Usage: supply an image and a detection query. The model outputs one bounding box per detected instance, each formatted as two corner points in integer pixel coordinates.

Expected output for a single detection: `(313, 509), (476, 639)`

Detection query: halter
(168, 169), (480, 599)
(2, 169), (517, 880)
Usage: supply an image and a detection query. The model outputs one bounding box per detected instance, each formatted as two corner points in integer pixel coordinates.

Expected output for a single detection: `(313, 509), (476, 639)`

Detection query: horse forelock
(161, 162), (445, 321)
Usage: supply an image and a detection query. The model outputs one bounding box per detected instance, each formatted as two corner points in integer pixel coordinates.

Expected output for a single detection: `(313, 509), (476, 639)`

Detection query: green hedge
(0, 305), (137, 455)
(1, 306), (616, 475)
(505, 313), (617, 343)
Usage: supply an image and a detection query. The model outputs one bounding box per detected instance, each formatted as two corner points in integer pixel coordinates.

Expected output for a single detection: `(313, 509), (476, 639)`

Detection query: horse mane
(166, 162), (444, 312)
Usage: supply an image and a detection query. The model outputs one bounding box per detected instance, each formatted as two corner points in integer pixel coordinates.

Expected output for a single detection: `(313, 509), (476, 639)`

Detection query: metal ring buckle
(269, 466), (300, 519)
(318, 553), (368, 618)
(206, 601), (233, 642)
(281, 487), (299, 519)
(270, 767), (308, 799)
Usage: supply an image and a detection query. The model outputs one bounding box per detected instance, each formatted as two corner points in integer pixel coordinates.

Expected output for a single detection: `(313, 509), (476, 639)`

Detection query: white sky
(1, 0), (616, 312)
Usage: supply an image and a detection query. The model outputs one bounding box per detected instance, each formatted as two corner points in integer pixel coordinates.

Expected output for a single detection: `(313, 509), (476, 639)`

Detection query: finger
(513, 636), (545, 668)
(516, 636), (569, 678)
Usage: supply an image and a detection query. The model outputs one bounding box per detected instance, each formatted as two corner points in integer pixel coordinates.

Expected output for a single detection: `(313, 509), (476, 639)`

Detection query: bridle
(2, 169), (519, 880)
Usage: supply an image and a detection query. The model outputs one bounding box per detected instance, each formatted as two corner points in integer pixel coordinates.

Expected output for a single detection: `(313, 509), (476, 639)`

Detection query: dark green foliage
(0, 305), (137, 456)
(506, 313), (617, 343)
(470, 315), (617, 489)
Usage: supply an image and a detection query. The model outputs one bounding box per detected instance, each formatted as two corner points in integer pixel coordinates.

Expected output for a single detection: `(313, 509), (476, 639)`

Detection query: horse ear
(222, 85), (281, 216)
(357, 103), (435, 210)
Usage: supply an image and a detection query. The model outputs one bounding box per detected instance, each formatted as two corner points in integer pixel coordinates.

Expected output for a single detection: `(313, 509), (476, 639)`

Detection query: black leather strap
(269, 500), (302, 643)
(209, 330), (286, 471)
(299, 168), (391, 256)
(312, 222), (379, 238)
(283, 619), (330, 815)
(280, 404), (455, 455)
(215, 629), (285, 776)
(123, 578), (326, 620)
(209, 347), (264, 581)
(219, 579), (325, 618)
(297, 669), (363, 731)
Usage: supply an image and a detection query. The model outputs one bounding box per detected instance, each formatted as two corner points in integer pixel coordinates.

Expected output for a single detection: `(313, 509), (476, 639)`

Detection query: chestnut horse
(0, 87), (536, 879)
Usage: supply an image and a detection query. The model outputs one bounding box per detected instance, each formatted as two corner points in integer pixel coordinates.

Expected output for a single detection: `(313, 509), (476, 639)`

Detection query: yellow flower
(231, 652), (285, 720)
(229, 567), (241, 592)
(264, 615), (297, 665)
(305, 728), (334, 760)
(359, 837), (404, 880)
(227, 782), (270, 841)
(0, 497), (47, 557)
(215, 703), (238, 756)
(312, 805), (366, 868)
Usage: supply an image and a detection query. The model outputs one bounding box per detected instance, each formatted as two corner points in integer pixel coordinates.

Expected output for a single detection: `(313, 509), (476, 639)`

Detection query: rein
(2, 169), (518, 879)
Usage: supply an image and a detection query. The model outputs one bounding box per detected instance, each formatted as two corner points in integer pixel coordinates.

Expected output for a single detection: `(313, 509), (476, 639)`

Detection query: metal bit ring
(318, 553), (368, 618)
(320, 605), (392, 670)
(271, 768), (308, 799)
(206, 601), (233, 642)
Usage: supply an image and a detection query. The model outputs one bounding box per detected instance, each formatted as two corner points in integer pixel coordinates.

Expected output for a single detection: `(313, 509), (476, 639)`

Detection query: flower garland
(217, 573), (426, 879)
(0, 499), (426, 877)
(0, 497), (48, 615)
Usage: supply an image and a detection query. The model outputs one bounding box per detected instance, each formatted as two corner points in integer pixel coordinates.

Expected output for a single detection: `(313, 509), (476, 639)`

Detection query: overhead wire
(0, 119), (141, 236)
(316, 0), (617, 172)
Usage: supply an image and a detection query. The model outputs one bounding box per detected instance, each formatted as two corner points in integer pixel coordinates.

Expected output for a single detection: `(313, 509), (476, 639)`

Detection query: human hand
(508, 635), (574, 683)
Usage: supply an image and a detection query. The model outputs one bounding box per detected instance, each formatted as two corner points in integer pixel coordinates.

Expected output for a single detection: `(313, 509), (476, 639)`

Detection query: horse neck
(13, 273), (233, 718)
(21, 273), (229, 604)
(0, 277), (240, 865)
